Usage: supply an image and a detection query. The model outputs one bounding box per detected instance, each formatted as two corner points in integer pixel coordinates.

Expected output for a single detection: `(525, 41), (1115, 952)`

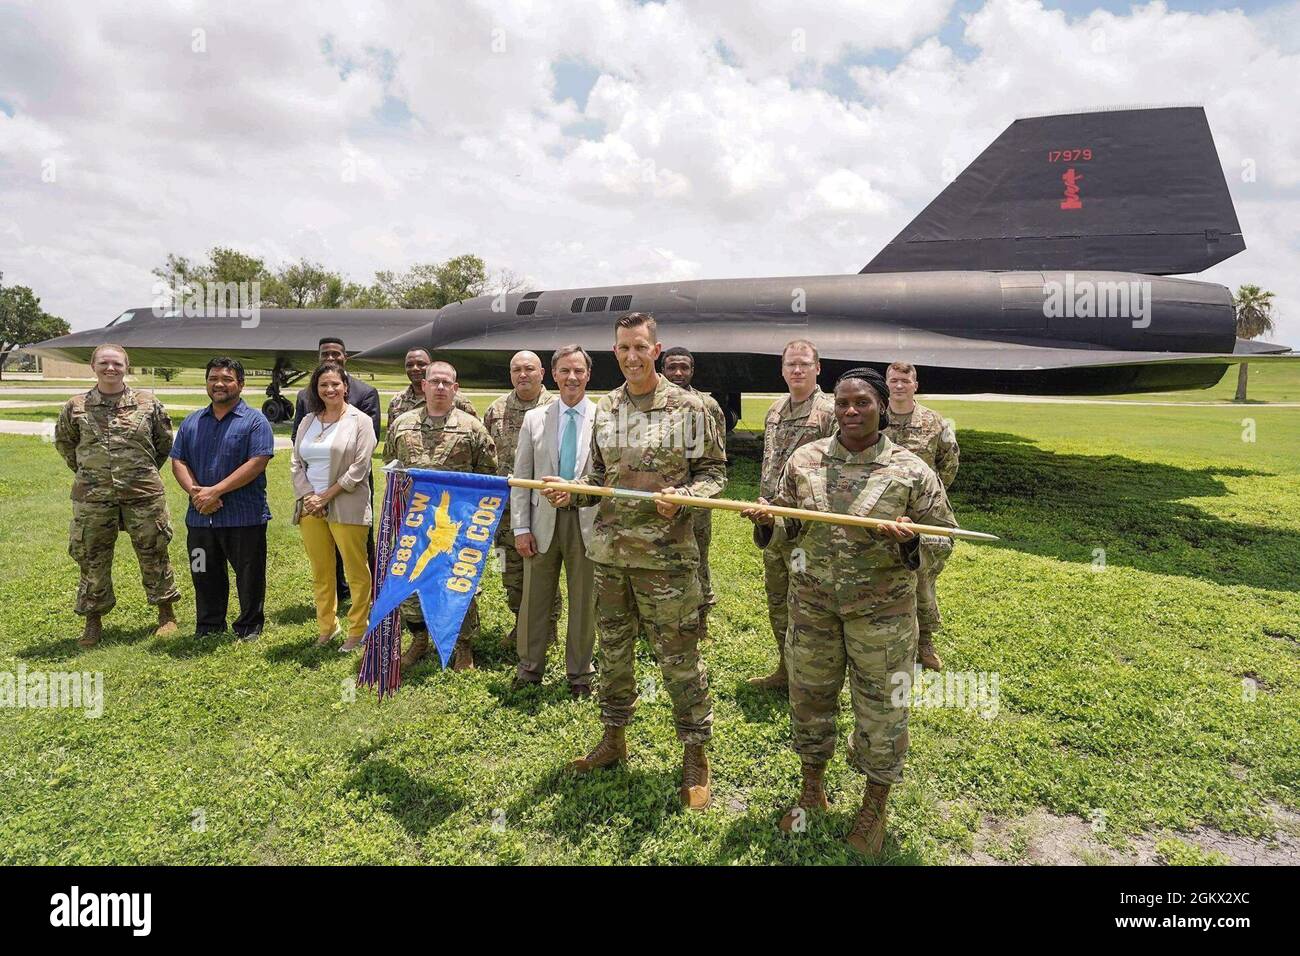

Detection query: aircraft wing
(30, 307), (436, 371)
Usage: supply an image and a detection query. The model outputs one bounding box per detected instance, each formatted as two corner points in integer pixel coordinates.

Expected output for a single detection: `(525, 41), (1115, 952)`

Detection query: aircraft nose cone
(349, 320), (436, 372)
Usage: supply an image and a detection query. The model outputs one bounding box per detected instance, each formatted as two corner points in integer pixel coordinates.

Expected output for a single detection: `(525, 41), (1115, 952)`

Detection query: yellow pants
(299, 516), (373, 638)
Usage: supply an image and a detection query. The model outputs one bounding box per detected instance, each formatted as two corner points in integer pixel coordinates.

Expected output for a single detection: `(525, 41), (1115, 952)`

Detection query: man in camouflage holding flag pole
(542, 312), (727, 810)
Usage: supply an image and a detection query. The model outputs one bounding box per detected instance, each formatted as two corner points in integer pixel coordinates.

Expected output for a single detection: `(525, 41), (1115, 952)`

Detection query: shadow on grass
(732, 683), (792, 725)
(727, 430), (1299, 592)
(343, 756), (465, 837)
(488, 677), (577, 714)
(712, 806), (927, 866)
(270, 603), (316, 626)
(503, 763), (681, 859)
(263, 636), (345, 670)
(146, 628), (242, 659)
(949, 430), (1299, 591)
(16, 622), (157, 662)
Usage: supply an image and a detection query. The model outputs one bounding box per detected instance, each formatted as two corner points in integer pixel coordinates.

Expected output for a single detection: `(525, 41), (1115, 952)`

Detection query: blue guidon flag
(362, 469), (509, 678)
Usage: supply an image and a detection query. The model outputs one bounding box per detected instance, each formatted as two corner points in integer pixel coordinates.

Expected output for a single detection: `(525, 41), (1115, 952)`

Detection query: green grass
(1154, 837), (1231, 866)
(1, 396), (1297, 864)
(1086, 359), (1300, 404)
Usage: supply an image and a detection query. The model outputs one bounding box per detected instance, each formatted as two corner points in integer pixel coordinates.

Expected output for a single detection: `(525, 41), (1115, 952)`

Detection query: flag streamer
(363, 469), (511, 680)
(358, 469), (411, 700)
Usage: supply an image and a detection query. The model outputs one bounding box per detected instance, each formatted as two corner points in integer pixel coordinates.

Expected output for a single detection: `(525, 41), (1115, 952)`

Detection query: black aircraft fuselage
(353, 269), (1239, 395)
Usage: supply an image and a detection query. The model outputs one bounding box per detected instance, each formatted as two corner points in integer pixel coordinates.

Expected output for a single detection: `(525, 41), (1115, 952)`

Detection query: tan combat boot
(155, 601), (179, 638)
(400, 629), (430, 670)
(845, 781), (892, 857)
(78, 612), (103, 648)
(747, 653), (789, 691)
(917, 638), (943, 672)
(568, 726), (627, 773)
(680, 743), (712, 810)
(779, 762), (830, 833)
(451, 638), (475, 671)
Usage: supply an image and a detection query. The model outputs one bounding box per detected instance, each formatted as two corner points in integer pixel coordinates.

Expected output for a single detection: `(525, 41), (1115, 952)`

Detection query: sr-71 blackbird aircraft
(34, 106), (1291, 427)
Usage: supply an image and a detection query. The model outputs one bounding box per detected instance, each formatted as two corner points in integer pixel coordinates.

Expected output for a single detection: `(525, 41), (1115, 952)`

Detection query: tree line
(0, 272), (70, 381)
(151, 248), (523, 311)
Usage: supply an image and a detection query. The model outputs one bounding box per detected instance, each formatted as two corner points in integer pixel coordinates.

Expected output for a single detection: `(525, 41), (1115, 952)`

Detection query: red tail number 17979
(1048, 149), (1093, 162)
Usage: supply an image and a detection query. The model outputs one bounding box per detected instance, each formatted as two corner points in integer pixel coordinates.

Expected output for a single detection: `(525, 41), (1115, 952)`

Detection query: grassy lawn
(1, 394), (1297, 864)
(1086, 358), (1300, 404)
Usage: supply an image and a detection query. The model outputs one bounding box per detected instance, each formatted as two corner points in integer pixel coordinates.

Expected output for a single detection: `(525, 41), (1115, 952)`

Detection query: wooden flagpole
(505, 476), (998, 543)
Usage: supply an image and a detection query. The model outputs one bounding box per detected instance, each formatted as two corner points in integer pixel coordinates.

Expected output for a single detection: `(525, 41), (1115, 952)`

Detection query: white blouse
(300, 418), (340, 493)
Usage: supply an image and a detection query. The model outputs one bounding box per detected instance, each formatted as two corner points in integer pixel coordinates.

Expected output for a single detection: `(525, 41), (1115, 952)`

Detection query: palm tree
(1233, 284), (1277, 402)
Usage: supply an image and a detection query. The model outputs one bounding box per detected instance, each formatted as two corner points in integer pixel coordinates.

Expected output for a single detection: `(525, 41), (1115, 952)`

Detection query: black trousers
(186, 524), (267, 636)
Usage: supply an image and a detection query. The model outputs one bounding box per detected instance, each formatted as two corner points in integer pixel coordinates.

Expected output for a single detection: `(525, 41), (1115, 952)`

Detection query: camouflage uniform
(883, 402), (959, 640)
(482, 388), (560, 630)
(684, 387), (726, 614)
(767, 433), (955, 783)
(757, 389), (837, 657)
(54, 386), (180, 616)
(571, 376), (728, 743)
(386, 386), (478, 432)
(384, 406), (498, 646)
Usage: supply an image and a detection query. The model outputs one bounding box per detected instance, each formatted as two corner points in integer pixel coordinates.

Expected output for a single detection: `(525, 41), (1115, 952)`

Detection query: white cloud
(0, 0), (1296, 351)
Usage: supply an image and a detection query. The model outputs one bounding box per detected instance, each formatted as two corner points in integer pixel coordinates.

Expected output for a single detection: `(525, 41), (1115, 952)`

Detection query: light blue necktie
(559, 408), (578, 480)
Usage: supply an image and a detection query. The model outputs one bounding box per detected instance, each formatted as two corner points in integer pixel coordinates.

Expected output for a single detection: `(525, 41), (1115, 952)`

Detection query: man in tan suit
(510, 345), (598, 698)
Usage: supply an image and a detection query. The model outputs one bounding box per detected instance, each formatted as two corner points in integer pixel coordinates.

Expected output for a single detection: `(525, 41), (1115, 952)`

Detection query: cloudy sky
(1, 0), (1297, 343)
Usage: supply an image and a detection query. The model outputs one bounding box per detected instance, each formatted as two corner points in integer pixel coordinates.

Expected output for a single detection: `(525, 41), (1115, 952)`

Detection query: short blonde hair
(90, 344), (130, 365)
(782, 339), (819, 363)
(886, 361), (917, 379)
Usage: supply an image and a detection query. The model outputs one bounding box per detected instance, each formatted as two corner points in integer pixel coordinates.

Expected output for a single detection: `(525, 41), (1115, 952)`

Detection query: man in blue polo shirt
(170, 357), (275, 640)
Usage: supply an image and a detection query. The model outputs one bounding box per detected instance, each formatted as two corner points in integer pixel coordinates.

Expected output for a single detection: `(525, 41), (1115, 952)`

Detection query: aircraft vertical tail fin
(861, 106), (1244, 276)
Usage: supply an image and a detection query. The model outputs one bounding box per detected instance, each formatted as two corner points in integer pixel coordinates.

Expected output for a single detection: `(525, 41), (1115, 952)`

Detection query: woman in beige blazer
(290, 362), (376, 650)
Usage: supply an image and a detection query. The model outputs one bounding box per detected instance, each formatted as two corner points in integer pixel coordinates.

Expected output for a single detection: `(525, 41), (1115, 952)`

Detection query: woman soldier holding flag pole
(743, 366), (958, 857)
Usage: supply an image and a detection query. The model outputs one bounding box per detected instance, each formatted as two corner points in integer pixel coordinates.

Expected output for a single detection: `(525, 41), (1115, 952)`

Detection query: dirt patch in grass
(958, 804), (1300, 865)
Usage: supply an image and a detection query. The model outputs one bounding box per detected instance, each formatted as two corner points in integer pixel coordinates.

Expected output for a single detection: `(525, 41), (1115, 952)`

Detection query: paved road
(0, 419), (293, 448)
